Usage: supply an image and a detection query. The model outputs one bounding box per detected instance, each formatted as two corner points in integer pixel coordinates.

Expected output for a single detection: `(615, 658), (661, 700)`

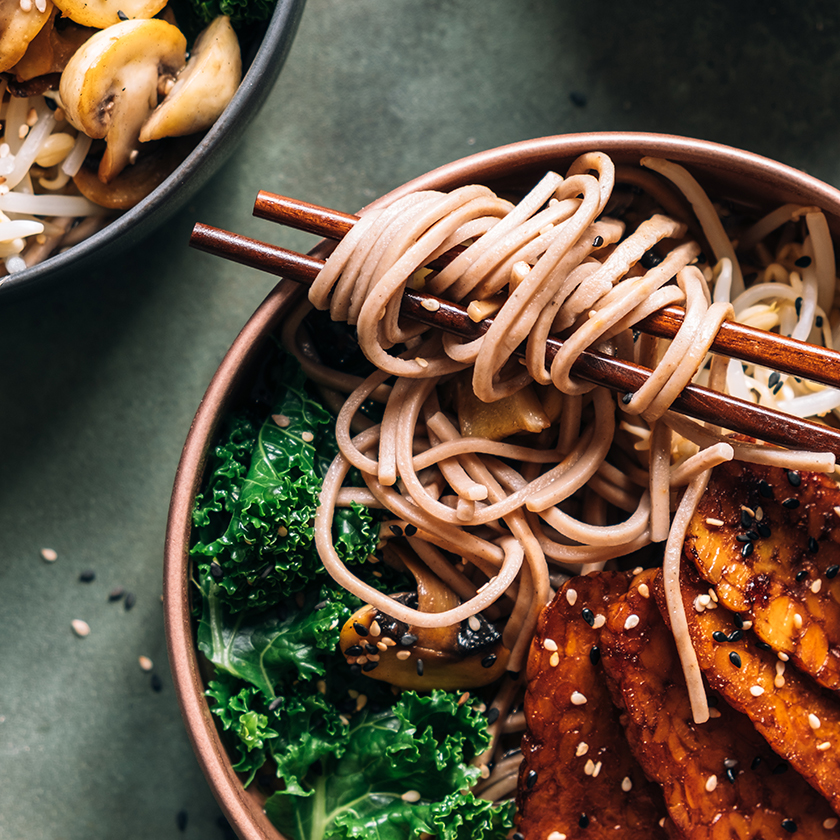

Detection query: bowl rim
(0, 0), (306, 300)
(163, 130), (840, 840)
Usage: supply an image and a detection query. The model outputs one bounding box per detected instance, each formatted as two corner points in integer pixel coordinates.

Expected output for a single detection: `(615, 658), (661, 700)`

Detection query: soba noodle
(284, 153), (840, 727)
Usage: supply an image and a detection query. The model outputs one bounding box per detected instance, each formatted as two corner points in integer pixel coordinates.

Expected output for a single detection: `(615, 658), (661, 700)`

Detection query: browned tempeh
(601, 568), (839, 838)
(684, 461), (840, 691)
(516, 573), (671, 839)
(661, 562), (840, 813)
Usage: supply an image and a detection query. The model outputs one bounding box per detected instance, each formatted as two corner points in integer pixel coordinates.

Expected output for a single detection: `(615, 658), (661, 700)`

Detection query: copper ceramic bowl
(0, 0), (305, 301)
(163, 132), (840, 840)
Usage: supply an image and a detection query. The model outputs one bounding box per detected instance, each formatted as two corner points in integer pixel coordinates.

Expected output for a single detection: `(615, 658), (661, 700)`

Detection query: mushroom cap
(59, 19), (186, 182)
(51, 0), (166, 31)
(139, 16), (241, 142)
(0, 0), (54, 73)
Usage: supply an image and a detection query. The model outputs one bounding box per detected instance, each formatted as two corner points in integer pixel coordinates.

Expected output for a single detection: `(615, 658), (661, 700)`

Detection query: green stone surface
(3, 1), (840, 838)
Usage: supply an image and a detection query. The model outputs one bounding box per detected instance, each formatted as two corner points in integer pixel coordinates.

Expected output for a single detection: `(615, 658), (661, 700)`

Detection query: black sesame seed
(713, 631), (729, 643)
(759, 480), (774, 498)
(117, 8), (128, 19)
(268, 697), (283, 712)
(487, 707), (500, 725)
(526, 770), (538, 789)
(786, 470), (802, 487)
(579, 813), (590, 829)
(581, 607), (595, 626)
(151, 673), (163, 692)
(176, 809), (188, 832)
(507, 670), (521, 681)
(44, 97), (57, 111)
(108, 586), (125, 601)
(781, 818), (798, 833)
(389, 524), (403, 537)
(773, 762), (789, 775)
(757, 524), (772, 538)
(632, 329), (641, 342)
(782, 498), (800, 509)
(589, 645), (601, 665)
(773, 381), (783, 395)
(345, 645), (363, 656)
(364, 644), (378, 655)
(795, 570), (808, 583)
(570, 91), (587, 107)
(794, 255), (812, 268)
(768, 371), (781, 388)
(621, 392), (634, 405)
(79, 569), (96, 583)
(741, 542), (754, 558)
(482, 653), (498, 668)
(362, 660), (379, 672)
(733, 614), (744, 629)
(808, 537), (819, 554)
(349, 664), (362, 677)
(210, 561), (223, 580)
(353, 622), (369, 637)
(592, 235), (604, 247)
(725, 767), (737, 784)
(696, 252), (707, 264)
(751, 756), (762, 770)
(736, 533), (752, 543)
(795, 296), (803, 315)
(746, 530), (759, 541)
(728, 629), (744, 643)
(827, 565), (840, 579)
(124, 592), (136, 610)
(416, 659), (424, 676)
(640, 249), (663, 269)
(741, 510), (753, 528)
(755, 640), (772, 651)
(816, 315), (824, 328)
(400, 633), (418, 646)
(729, 651), (742, 668)
(404, 524), (418, 536)
(513, 834), (525, 840)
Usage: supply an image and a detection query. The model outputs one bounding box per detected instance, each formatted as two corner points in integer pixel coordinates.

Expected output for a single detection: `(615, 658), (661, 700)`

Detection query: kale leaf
(264, 691), (514, 840)
(191, 356), (380, 614)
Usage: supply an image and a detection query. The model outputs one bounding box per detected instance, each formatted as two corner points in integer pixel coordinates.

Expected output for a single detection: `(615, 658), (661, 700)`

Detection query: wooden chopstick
(253, 190), (840, 392)
(189, 221), (840, 458)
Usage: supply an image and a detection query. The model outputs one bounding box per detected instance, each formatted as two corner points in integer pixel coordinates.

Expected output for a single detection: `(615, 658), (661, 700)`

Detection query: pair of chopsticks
(189, 192), (840, 458)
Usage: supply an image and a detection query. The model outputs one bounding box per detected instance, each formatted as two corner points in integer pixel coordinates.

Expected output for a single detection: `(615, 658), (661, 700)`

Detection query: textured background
(2, 1), (840, 838)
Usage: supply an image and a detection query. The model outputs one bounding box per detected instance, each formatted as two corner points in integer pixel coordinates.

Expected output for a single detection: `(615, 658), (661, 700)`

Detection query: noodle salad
(191, 153), (840, 839)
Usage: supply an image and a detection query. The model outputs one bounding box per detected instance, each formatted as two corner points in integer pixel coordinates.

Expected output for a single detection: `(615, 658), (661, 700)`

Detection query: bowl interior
(164, 131), (840, 840)
(0, 0), (306, 302)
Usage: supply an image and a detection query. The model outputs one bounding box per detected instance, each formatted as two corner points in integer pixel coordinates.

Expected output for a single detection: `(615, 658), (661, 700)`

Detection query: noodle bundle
(286, 152), (839, 725)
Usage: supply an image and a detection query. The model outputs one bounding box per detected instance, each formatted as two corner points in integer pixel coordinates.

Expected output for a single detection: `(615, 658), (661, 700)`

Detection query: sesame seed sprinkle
(778, 651), (790, 661)
(547, 833), (566, 840)
(592, 761), (602, 778)
(794, 613), (803, 629)
(750, 685), (765, 696)
(638, 583), (650, 599)
(592, 614), (606, 629)
(468, 616), (481, 632)
(621, 776), (632, 792)
(138, 656), (153, 671)
(40, 548), (58, 562)
(549, 652), (560, 667)
(809, 713), (821, 730)
(396, 650), (411, 660)
(708, 708), (722, 718)
(705, 517), (724, 528)
(781, 818), (797, 833)
(566, 588), (578, 606)
(812, 579), (822, 594)
(584, 758), (595, 776)
(401, 790), (421, 802)
(543, 638), (558, 651)
(818, 742), (832, 752)
(272, 413), (290, 427)
(632, 566), (643, 575)
(570, 691), (587, 705)
(71, 619), (90, 637)
(420, 298), (440, 312)
(824, 817), (838, 829)
(576, 742), (589, 756)
(624, 614), (640, 630)
(705, 775), (717, 792)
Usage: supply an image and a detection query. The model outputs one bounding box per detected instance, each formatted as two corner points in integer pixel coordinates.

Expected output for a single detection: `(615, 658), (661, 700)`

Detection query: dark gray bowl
(0, 0), (306, 302)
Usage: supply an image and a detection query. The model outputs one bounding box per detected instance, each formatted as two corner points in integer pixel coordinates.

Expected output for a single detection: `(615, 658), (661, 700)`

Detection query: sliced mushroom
(50, 0), (166, 30)
(59, 19), (186, 183)
(0, 0), (53, 73)
(139, 16), (241, 143)
(339, 554), (510, 691)
(11, 8), (95, 81)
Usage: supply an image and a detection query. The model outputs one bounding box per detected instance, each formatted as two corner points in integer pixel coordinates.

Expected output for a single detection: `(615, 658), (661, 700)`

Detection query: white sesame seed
(138, 656), (153, 671)
(18, 124), (29, 139)
(621, 776), (633, 792)
(376, 641), (387, 652)
(638, 583), (650, 599)
(750, 685), (765, 696)
(414, 357), (429, 369)
(356, 655), (368, 664)
(420, 298), (440, 312)
(317, 680), (327, 695)
(592, 614), (606, 629)
(776, 661), (786, 675)
(370, 620), (381, 636)
(479, 763), (490, 779)
(543, 638), (558, 651)
(547, 833), (566, 840)
(549, 652), (560, 667)
(818, 742), (832, 752)
(824, 817), (838, 828)
(741, 620), (753, 630)
(272, 413), (290, 427)
(740, 505), (755, 518)
(778, 651), (789, 661)
(775, 674), (786, 688)
(401, 790), (421, 803)
(705, 517), (724, 528)
(698, 594), (711, 606)
(592, 761), (602, 778)
(834, 506), (840, 519)
(632, 566), (643, 575)
(694, 597), (706, 613)
(810, 713), (822, 730)
(566, 588), (578, 606)
(812, 579), (823, 594)
(301, 431), (314, 443)
(624, 614), (640, 631)
(794, 613), (803, 629)
(575, 741), (589, 757)
(71, 619), (90, 637)
(708, 708), (722, 718)
(705, 774), (717, 792)
(570, 691), (587, 705)
(584, 758), (595, 776)
(708, 588), (719, 603)
(396, 650), (411, 660)
(40, 548), (58, 562)
(755, 506), (764, 521)
(339, 714), (350, 726)
(659, 818), (666, 828)
(468, 616), (481, 632)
